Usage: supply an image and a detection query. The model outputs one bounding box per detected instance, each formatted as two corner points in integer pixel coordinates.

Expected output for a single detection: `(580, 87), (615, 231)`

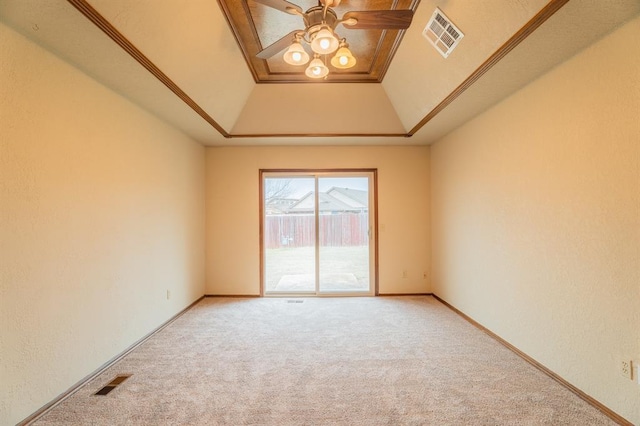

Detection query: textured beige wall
(205, 146), (430, 295)
(431, 16), (640, 424)
(0, 24), (205, 425)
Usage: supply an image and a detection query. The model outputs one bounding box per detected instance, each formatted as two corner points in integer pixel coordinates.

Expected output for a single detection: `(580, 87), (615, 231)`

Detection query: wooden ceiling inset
(218, 0), (420, 83)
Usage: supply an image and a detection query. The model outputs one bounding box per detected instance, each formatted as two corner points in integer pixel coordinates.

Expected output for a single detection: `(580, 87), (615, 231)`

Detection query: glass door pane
(318, 176), (371, 293)
(264, 176), (316, 293)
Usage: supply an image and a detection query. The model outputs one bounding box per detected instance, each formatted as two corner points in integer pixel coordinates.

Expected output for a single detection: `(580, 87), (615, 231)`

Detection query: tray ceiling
(218, 0), (420, 83)
(1, 0), (638, 145)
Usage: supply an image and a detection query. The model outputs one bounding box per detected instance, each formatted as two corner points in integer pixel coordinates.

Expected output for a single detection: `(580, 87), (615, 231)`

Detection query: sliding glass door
(263, 176), (316, 293)
(317, 176), (371, 293)
(262, 171), (375, 296)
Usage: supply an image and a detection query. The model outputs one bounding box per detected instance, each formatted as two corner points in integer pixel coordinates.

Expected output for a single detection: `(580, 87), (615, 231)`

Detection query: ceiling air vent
(422, 8), (464, 58)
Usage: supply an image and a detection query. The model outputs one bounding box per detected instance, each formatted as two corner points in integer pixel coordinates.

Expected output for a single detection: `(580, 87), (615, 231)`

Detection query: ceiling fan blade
(256, 30), (301, 59)
(252, 0), (303, 15)
(342, 10), (414, 29)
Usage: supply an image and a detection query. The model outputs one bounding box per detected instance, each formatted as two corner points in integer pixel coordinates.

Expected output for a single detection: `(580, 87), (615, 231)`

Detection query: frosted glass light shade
(330, 46), (356, 69)
(305, 57), (329, 78)
(310, 27), (339, 55)
(283, 42), (309, 65)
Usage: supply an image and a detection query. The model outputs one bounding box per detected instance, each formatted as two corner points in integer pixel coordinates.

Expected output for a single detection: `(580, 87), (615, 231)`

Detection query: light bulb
(330, 45), (356, 69)
(305, 56), (329, 78)
(283, 41), (309, 66)
(310, 27), (339, 54)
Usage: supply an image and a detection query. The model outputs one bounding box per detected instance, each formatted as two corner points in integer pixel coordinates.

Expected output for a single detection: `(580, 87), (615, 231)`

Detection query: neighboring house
(264, 198), (297, 214)
(326, 187), (367, 210)
(285, 187), (368, 214)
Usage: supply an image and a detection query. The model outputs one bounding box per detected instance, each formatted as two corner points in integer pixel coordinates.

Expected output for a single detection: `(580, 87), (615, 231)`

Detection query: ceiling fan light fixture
(310, 26), (339, 55)
(330, 44), (356, 69)
(305, 55), (329, 79)
(250, 0), (416, 81)
(283, 41), (309, 65)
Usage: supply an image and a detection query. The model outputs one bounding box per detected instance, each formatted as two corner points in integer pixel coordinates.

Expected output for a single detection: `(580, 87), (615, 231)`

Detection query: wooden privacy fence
(264, 213), (369, 248)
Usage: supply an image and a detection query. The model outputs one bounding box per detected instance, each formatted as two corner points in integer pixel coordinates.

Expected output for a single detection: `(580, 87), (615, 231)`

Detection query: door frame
(259, 169), (379, 297)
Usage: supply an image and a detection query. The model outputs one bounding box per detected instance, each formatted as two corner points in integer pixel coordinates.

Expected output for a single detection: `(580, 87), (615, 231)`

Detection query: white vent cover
(422, 8), (464, 58)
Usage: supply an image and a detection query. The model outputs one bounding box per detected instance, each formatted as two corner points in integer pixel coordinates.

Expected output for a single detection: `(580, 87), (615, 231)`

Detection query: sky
(265, 176), (369, 199)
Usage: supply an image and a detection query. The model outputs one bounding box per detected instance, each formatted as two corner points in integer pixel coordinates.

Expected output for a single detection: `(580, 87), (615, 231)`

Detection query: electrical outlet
(620, 360), (632, 380)
(166, 290), (171, 300)
(402, 270), (408, 279)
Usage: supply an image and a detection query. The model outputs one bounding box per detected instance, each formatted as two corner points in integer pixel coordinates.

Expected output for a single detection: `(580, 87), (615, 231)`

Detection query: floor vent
(94, 374), (131, 396)
(422, 7), (464, 58)
(287, 299), (304, 303)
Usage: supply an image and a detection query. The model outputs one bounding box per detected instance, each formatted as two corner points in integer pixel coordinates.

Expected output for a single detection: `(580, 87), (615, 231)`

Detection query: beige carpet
(34, 296), (614, 425)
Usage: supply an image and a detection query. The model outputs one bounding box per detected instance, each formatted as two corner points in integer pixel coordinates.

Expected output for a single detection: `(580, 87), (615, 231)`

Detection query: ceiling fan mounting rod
(304, 6), (338, 30)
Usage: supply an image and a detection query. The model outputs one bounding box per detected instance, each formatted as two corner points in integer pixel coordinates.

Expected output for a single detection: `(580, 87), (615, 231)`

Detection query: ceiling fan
(254, 0), (415, 79)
